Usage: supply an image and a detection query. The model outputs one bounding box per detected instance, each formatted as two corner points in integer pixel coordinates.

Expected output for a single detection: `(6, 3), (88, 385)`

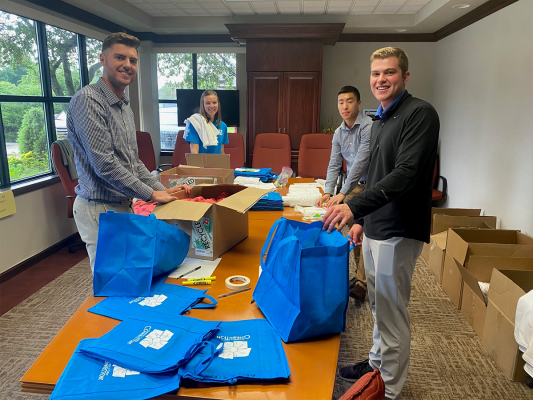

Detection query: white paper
(168, 257), (222, 279)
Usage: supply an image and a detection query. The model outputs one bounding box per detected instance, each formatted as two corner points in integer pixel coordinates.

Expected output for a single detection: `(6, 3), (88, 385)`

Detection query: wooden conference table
(21, 179), (341, 400)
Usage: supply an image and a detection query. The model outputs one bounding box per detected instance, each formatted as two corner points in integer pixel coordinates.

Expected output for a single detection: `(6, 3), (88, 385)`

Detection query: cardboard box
(432, 214), (496, 236)
(428, 231), (448, 285)
(421, 242), (430, 263)
(483, 269), (533, 381)
(152, 184), (269, 260)
(430, 208), (482, 235)
(442, 229), (533, 309)
(159, 166), (234, 188)
(186, 153), (231, 169)
(458, 257), (533, 338)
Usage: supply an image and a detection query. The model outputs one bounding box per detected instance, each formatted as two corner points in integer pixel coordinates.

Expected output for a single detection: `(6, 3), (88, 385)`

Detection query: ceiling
(57, 0), (494, 35)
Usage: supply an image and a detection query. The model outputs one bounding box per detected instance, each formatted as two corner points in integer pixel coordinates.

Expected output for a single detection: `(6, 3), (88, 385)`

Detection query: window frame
(0, 11), (99, 189)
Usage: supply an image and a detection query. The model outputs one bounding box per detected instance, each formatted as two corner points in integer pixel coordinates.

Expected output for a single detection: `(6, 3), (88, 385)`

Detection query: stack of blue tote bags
(250, 192), (284, 211)
(253, 217), (350, 342)
(234, 167), (278, 182)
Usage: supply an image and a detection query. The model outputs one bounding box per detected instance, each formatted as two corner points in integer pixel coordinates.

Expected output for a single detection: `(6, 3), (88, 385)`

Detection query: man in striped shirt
(67, 32), (188, 273)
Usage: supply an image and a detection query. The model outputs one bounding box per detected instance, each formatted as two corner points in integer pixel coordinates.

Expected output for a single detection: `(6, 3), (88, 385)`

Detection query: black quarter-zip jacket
(346, 91), (439, 243)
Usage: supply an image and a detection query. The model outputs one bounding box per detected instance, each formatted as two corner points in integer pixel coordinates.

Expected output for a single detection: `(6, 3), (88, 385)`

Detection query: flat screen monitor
(176, 89), (240, 127)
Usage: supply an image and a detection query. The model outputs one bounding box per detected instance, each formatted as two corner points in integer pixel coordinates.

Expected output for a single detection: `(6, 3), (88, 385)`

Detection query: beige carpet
(1, 254), (533, 399)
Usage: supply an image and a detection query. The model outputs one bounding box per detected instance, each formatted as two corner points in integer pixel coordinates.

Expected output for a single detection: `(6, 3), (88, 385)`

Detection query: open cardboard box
(442, 229), (533, 308)
(186, 153), (231, 169)
(458, 257), (533, 338)
(427, 231), (448, 285)
(421, 208), (493, 262)
(159, 166), (234, 188)
(152, 184), (270, 260)
(482, 269), (533, 381)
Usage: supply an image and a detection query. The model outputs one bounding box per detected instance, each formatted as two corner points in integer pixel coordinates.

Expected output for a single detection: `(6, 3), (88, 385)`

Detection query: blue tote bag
(80, 310), (220, 373)
(50, 339), (181, 400)
(178, 319), (290, 384)
(93, 211), (190, 297)
(253, 218), (350, 342)
(88, 283), (217, 321)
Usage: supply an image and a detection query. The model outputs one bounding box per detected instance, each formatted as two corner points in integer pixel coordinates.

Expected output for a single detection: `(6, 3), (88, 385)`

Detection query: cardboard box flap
(468, 243), (533, 259)
(446, 228), (470, 265)
(432, 215), (497, 235)
(186, 153), (231, 169)
(216, 187), (272, 213)
(430, 231), (448, 250)
(457, 261), (486, 303)
(518, 232), (533, 245)
(468, 256), (533, 283)
(432, 208), (482, 218)
(152, 200), (213, 221)
(451, 228), (521, 244)
(488, 269), (533, 321)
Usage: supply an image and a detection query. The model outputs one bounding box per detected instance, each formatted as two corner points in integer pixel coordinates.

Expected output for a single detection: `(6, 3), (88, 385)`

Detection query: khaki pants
(345, 183), (366, 288)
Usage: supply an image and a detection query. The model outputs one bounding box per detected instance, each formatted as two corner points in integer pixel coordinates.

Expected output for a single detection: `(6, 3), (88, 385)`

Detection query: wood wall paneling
(283, 72), (320, 150)
(246, 39), (323, 72)
(247, 73), (284, 164)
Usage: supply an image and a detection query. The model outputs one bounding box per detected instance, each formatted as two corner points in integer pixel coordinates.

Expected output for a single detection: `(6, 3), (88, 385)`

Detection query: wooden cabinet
(247, 71), (320, 166)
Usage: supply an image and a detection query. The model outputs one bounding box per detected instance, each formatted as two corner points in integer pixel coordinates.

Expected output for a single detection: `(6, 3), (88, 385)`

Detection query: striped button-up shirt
(324, 112), (373, 196)
(67, 78), (165, 202)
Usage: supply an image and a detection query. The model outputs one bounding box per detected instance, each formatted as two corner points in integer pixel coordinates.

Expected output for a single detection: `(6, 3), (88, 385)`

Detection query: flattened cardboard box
(186, 153), (231, 169)
(430, 208), (482, 235)
(160, 166), (234, 188)
(442, 228), (533, 308)
(459, 257), (533, 338)
(483, 269), (533, 381)
(152, 184), (270, 260)
(427, 231), (448, 285)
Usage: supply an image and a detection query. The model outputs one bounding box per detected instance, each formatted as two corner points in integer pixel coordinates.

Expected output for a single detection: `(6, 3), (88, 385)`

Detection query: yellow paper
(0, 190), (16, 218)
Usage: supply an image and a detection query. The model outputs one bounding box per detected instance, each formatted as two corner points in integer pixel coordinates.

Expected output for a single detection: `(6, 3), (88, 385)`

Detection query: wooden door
(247, 72), (283, 165)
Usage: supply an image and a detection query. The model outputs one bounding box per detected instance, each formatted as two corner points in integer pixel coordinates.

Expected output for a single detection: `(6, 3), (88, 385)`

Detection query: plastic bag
(274, 166), (293, 188)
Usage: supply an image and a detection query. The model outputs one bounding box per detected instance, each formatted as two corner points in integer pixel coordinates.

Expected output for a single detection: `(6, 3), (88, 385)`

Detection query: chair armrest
(156, 163), (173, 173)
(66, 195), (77, 198)
(436, 175), (447, 198)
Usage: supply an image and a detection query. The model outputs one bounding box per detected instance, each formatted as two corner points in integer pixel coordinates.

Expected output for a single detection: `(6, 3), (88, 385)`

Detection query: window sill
(160, 151), (174, 157)
(0, 174), (61, 196)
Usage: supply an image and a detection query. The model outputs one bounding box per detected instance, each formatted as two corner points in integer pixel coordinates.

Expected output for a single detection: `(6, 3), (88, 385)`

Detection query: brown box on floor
(152, 184), (269, 260)
(442, 229), (533, 308)
(159, 166), (234, 188)
(186, 153), (231, 169)
(483, 269), (533, 381)
(458, 257), (533, 338)
(427, 231), (448, 285)
(421, 208), (494, 263)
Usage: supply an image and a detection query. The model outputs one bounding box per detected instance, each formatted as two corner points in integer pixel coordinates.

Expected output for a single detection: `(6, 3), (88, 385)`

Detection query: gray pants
(73, 196), (133, 273)
(363, 236), (423, 400)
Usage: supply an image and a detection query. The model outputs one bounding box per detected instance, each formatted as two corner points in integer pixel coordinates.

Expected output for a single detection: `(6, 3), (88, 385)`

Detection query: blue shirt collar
(375, 90), (406, 120)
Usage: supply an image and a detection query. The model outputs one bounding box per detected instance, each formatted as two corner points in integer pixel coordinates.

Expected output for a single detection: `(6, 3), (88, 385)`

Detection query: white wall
(433, 0), (533, 234)
(0, 183), (78, 274)
(321, 42), (436, 130)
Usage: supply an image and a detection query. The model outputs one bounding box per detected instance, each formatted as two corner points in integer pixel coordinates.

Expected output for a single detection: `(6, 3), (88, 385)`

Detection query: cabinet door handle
(278, 128), (281, 133)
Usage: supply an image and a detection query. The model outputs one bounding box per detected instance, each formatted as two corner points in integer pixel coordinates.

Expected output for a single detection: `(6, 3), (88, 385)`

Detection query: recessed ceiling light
(452, 4), (471, 9)
(394, 29), (407, 32)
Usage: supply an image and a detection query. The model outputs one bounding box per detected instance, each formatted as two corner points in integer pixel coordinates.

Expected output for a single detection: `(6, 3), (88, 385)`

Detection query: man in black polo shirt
(322, 47), (439, 399)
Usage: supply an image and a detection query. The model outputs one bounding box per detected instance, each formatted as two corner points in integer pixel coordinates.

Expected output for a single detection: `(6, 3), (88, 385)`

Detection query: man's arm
(69, 93), (154, 200)
(346, 106), (439, 219)
(339, 122), (371, 195)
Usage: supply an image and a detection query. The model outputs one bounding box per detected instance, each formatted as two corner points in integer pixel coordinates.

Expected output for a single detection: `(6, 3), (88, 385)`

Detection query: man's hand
(151, 190), (177, 204)
(166, 185), (192, 195)
(326, 193), (345, 207)
(347, 223), (363, 246)
(315, 193), (331, 207)
(321, 204), (354, 233)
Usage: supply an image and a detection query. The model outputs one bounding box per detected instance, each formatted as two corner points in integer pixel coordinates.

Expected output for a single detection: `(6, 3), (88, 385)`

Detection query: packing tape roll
(225, 275), (251, 290)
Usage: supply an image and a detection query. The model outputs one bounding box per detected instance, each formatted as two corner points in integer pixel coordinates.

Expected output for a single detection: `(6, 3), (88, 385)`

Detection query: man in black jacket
(322, 47), (439, 399)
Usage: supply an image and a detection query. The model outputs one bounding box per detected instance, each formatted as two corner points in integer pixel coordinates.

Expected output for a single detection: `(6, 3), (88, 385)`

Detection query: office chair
(432, 157), (448, 206)
(157, 130), (187, 171)
(252, 133), (291, 174)
(225, 133), (245, 169)
(51, 141), (85, 253)
(298, 133), (333, 179)
(135, 131), (157, 172)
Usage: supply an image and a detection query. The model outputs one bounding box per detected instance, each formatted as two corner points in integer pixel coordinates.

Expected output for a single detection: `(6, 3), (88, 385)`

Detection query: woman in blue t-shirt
(183, 90), (229, 154)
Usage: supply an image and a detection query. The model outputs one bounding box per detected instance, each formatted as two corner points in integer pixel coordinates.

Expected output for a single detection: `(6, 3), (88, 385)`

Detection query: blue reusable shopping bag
(50, 339), (181, 400)
(178, 319), (291, 384)
(253, 218), (350, 342)
(88, 283), (218, 321)
(79, 310), (220, 373)
(93, 211), (190, 297)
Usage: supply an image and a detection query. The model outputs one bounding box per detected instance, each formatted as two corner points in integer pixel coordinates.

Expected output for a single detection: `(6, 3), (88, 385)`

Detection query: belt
(87, 198), (132, 205)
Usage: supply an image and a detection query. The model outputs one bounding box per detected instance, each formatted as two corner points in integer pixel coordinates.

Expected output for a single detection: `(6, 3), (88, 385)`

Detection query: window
(157, 53), (237, 151)
(0, 10), (102, 187)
